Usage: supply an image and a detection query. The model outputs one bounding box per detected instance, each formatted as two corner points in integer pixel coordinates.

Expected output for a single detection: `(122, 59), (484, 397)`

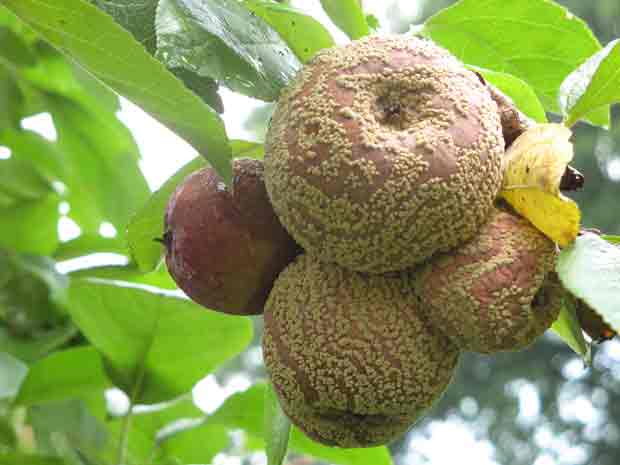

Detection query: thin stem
(117, 401), (133, 465)
(117, 316), (159, 465)
(117, 363), (147, 465)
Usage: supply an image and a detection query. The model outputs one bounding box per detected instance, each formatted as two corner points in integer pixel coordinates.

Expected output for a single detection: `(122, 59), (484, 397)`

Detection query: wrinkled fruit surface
(263, 254), (459, 447)
(416, 208), (563, 353)
(164, 158), (300, 315)
(264, 35), (504, 273)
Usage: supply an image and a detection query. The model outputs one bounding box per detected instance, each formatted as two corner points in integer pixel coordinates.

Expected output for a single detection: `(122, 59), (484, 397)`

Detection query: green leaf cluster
(421, 0), (620, 127)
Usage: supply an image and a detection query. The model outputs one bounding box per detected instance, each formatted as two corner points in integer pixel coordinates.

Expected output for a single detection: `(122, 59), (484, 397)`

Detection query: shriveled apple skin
(164, 158), (301, 315)
(416, 208), (562, 353)
(264, 35), (504, 273)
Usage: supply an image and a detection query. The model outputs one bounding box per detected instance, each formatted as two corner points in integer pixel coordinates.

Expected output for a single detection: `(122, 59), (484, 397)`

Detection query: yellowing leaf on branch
(500, 124), (581, 247)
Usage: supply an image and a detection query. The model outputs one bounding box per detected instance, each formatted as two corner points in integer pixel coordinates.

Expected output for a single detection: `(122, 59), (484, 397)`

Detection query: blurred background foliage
(1, 0), (620, 465)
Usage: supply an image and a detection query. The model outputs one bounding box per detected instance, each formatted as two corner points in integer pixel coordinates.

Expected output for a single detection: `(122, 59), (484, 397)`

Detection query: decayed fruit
(485, 83), (535, 148)
(576, 300), (615, 343)
(163, 158), (300, 315)
(263, 254), (459, 447)
(264, 35), (504, 273)
(416, 208), (564, 353)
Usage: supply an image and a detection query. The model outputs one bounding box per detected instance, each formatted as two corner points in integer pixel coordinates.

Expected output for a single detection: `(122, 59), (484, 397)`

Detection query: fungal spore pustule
(416, 208), (564, 353)
(263, 254), (459, 447)
(264, 35), (504, 273)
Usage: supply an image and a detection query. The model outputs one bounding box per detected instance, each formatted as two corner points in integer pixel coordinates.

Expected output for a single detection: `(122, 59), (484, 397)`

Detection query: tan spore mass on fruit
(265, 35), (504, 272)
(262, 254), (459, 447)
(416, 208), (563, 353)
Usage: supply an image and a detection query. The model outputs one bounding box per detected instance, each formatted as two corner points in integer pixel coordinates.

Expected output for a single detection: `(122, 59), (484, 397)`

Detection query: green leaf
(2, 60), (150, 239)
(366, 14), (380, 32)
(28, 398), (109, 455)
(6, 36), (119, 115)
(38, 432), (108, 465)
(139, 400), (236, 464)
(0, 6), (38, 44)
(66, 279), (253, 403)
(169, 67), (224, 113)
(16, 346), (110, 406)
(209, 383), (393, 465)
(0, 252), (69, 351)
(0, 352), (28, 399)
(243, 1), (335, 63)
(21, 40), (114, 111)
(133, 396), (204, 438)
(602, 234), (620, 245)
(0, 453), (64, 465)
(155, 0), (300, 102)
(557, 233), (620, 332)
(422, 0), (603, 120)
(89, 0), (158, 53)
(0, 251), (68, 322)
(104, 419), (155, 465)
(53, 234), (128, 261)
(70, 264), (178, 290)
(0, 67), (23, 127)
(0, 417), (17, 448)
(48, 95), (150, 236)
(70, 61), (121, 113)
(52, 94), (150, 237)
(319, 0), (369, 40)
(0, 194), (60, 255)
(0, 25), (36, 65)
(561, 39), (620, 128)
(264, 383), (290, 465)
(0, 129), (66, 189)
(471, 67), (547, 123)
(127, 140), (263, 271)
(85, 1), (226, 114)
(0, 157), (53, 205)
(106, 396), (218, 465)
(551, 294), (590, 362)
(231, 140), (265, 159)
(157, 422), (228, 464)
(0, 324), (77, 363)
(11, 253), (69, 305)
(2, 0), (233, 184)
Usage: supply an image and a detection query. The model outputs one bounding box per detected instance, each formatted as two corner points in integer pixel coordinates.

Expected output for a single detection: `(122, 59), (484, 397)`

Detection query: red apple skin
(163, 158), (301, 315)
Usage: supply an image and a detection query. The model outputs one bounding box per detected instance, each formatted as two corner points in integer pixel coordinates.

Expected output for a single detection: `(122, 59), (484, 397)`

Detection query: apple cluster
(163, 36), (562, 448)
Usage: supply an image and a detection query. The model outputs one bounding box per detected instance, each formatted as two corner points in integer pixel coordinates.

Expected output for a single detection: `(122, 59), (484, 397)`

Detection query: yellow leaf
(500, 123), (581, 246)
(501, 189), (581, 247)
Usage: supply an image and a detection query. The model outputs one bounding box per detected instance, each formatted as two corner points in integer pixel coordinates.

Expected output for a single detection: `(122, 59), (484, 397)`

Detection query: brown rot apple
(264, 35), (504, 273)
(163, 158), (301, 315)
